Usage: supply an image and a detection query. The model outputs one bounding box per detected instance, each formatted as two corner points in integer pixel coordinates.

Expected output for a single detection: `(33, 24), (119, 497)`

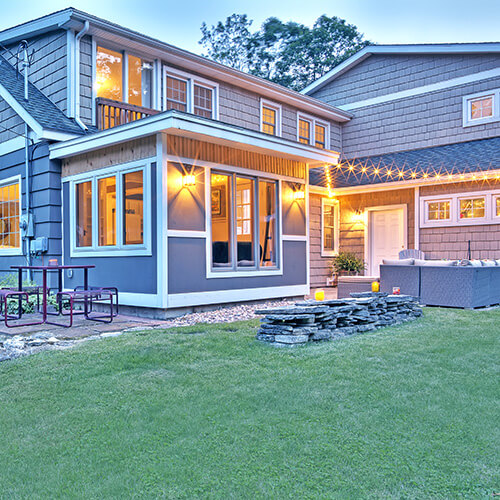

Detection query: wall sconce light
(293, 188), (305, 201)
(352, 210), (364, 225)
(183, 173), (196, 187)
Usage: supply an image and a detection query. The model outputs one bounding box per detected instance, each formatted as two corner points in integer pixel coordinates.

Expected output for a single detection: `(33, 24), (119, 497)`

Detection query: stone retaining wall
(255, 292), (422, 346)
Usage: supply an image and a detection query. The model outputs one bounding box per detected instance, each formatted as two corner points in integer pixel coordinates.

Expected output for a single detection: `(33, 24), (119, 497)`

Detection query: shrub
(332, 252), (366, 276)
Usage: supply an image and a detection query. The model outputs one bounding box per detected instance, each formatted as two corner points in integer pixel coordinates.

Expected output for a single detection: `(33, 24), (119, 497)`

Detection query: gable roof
(302, 43), (500, 95)
(310, 137), (500, 189)
(0, 8), (352, 124)
(0, 55), (85, 138)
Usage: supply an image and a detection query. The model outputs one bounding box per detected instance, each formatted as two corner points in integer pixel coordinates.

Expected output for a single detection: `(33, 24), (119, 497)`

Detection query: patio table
(10, 264), (95, 323)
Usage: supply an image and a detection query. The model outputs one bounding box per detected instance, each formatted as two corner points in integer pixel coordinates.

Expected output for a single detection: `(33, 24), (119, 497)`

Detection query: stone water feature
(255, 292), (422, 346)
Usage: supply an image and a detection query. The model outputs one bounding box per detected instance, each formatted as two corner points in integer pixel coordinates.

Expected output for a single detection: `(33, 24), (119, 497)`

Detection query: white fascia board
(0, 10), (73, 45)
(310, 168), (500, 196)
(0, 83), (44, 137)
(68, 13), (351, 123)
(40, 130), (81, 142)
(49, 111), (340, 165)
(302, 43), (500, 95)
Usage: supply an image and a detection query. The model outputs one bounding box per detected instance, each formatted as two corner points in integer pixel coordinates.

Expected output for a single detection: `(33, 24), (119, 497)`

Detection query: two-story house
(0, 9), (498, 316)
(303, 44), (500, 287)
(0, 8), (350, 314)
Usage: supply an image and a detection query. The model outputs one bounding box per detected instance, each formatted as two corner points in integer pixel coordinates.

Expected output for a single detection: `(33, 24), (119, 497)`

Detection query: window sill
(463, 116), (500, 128)
(0, 247), (23, 256)
(206, 268), (283, 279)
(70, 247), (152, 258)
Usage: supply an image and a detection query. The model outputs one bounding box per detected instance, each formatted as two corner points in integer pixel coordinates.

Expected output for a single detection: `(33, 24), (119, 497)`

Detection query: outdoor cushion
(382, 258), (414, 266)
(459, 259), (482, 267)
(481, 260), (496, 266)
(418, 260), (458, 266)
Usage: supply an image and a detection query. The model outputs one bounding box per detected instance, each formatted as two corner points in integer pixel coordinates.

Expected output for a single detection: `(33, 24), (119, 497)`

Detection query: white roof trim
(302, 43), (500, 95)
(49, 111), (340, 166)
(0, 81), (44, 136)
(309, 168), (500, 195)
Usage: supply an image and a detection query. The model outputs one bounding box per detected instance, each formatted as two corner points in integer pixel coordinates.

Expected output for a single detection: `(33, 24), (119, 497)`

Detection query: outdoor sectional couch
(380, 260), (500, 308)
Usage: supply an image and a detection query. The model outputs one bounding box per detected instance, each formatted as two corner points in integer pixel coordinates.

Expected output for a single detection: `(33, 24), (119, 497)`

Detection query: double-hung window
(96, 46), (154, 108)
(0, 177), (21, 254)
(260, 100), (282, 136)
(164, 68), (217, 119)
(72, 163), (150, 256)
(321, 198), (339, 256)
(297, 114), (329, 149)
(210, 171), (279, 272)
(463, 89), (500, 127)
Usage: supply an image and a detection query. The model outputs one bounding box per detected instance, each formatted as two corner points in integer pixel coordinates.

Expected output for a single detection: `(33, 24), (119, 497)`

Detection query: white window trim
(320, 197), (339, 257)
(260, 99), (282, 137)
(163, 66), (219, 120)
(297, 112), (330, 150)
(0, 174), (22, 256)
(68, 159), (153, 257)
(462, 88), (500, 127)
(420, 189), (500, 228)
(204, 166), (283, 278)
(493, 194), (500, 220)
(92, 41), (159, 125)
(423, 198), (452, 224)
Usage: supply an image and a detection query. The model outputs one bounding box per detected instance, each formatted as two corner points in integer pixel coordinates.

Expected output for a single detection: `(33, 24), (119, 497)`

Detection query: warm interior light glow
(183, 173), (196, 187)
(293, 189), (305, 200)
(352, 210), (364, 224)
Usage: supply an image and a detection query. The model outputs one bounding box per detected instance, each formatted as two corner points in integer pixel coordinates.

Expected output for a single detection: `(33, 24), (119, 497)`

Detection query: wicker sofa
(380, 261), (500, 308)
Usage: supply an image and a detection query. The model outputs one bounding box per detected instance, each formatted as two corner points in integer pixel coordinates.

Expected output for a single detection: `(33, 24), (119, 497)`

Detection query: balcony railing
(96, 98), (160, 130)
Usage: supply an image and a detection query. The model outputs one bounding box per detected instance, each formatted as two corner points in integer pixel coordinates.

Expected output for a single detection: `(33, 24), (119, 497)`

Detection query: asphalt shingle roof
(310, 137), (500, 188)
(0, 55), (85, 136)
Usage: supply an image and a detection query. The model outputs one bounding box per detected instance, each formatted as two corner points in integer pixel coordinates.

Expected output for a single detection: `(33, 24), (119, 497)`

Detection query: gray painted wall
(0, 143), (63, 287)
(62, 165), (158, 295)
(310, 53), (500, 107)
(168, 238), (306, 293)
(341, 76), (500, 158)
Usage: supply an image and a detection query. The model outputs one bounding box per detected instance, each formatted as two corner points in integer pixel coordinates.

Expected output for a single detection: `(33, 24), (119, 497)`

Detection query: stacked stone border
(255, 292), (423, 346)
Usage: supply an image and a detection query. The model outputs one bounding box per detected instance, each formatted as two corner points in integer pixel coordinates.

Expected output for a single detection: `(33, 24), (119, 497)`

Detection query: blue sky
(0, 0), (499, 54)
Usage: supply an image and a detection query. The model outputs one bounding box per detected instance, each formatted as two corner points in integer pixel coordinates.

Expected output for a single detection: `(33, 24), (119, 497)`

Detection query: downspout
(74, 21), (90, 130)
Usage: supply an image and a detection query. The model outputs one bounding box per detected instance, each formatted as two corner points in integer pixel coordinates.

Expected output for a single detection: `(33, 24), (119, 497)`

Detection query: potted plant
(331, 252), (366, 280)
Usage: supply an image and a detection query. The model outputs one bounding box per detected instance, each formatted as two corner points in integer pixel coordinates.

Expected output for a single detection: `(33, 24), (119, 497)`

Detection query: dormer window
(463, 89), (500, 127)
(96, 46), (153, 108)
(163, 67), (218, 119)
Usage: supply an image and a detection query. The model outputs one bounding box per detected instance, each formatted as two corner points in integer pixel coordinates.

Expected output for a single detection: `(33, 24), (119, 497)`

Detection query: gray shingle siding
(341, 76), (500, 158)
(79, 35), (93, 125)
(0, 97), (25, 142)
(310, 53), (500, 107)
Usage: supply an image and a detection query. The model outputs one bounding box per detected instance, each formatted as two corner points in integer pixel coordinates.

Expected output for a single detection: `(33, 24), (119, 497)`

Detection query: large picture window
(210, 171), (278, 271)
(0, 178), (21, 253)
(71, 163), (150, 256)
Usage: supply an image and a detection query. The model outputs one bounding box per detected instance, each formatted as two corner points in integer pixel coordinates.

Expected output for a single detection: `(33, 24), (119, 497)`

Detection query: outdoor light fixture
(293, 189), (305, 201)
(352, 210), (364, 224)
(183, 173), (196, 187)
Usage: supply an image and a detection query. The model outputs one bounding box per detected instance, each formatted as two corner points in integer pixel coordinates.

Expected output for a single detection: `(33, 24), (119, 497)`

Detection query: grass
(0, 308), (498, 499)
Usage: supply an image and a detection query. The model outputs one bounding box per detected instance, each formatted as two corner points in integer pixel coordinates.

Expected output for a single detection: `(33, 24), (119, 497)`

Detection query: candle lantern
(371, 281), (380, 292)
(315, 289), (325, 301)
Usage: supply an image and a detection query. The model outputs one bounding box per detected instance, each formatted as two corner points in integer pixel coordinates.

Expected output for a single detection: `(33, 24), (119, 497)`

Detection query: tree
(199, 14), (370, 91)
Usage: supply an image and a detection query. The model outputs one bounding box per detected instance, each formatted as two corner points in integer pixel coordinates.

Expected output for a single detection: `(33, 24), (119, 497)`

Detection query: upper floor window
(0, 177), (21, 254)
(96, 46), (153, 109)
(463, 89), (500, 127)
(260, 100), (282, 136)
(297, 114), (330, 149)
(164, 68), (218, 119)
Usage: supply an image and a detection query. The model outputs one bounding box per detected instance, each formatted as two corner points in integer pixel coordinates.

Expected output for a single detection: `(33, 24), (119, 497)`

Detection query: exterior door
(369, 208), (405, 275)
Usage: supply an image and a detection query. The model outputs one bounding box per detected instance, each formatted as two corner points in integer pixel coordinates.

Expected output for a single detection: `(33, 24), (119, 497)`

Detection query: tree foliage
(200, 14), (370, 91)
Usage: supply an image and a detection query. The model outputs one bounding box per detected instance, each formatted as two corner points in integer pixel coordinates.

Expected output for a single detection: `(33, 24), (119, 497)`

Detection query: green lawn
(0, 308), (498, 499)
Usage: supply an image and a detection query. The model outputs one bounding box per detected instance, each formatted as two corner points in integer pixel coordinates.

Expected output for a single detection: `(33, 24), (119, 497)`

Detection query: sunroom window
(459, 197), (485, 219)
(210, 172), (278, 271)
(0, 179), (20, 252)
(73, 166), (148, 255)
